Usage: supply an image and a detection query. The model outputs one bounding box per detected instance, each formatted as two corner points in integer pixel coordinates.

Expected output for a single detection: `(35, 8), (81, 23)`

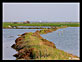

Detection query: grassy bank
(11, 27), (79, 60)
(3, 22), (80, 28)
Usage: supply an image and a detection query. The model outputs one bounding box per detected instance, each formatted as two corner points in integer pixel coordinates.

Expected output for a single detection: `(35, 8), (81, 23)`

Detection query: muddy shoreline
(11, 26), (79, 60)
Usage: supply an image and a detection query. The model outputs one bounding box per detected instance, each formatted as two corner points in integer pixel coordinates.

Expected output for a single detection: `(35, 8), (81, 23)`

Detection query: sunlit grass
(3, 22), (80, 28)
(15, 31), (79, 60)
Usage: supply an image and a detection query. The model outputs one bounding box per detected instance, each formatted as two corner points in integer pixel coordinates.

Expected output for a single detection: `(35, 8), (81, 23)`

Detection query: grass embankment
(3, 22), (80, 28)
(11, 27), (79, 60)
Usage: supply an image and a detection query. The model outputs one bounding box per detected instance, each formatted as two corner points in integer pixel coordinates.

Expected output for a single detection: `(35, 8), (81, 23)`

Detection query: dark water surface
(3, 27), (80, 60)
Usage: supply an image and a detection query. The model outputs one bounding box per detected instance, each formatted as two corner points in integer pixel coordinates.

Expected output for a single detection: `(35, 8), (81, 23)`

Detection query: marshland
(3, 22), (80, 60)
(3, 3), (80, 60)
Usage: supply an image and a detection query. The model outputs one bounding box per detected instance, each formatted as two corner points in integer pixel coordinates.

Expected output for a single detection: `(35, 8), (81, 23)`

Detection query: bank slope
(11, 28), (79, 60)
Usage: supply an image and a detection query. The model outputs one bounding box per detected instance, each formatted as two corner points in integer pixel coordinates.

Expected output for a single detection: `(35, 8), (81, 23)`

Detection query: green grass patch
(12, 28), (79, 60)
(3, 22), (80, 28)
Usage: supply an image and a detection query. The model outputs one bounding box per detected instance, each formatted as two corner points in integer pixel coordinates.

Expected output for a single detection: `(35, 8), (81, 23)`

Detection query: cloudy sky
(3, 3), (80, 22)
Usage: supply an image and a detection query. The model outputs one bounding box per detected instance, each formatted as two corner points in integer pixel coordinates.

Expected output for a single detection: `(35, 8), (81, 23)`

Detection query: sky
(3, 3), (80, 22)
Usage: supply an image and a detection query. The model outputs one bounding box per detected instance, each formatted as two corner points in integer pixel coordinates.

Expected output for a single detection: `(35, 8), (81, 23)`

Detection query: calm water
(2, 29), (41, 60)
(17, 26), (51, 28)
(41, 27), (80, 57)
(3, 27), (80, 60)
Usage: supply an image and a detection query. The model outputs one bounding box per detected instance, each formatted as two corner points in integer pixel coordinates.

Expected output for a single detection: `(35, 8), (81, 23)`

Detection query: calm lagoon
(3, 27), (80, 60)
(2, 29), (41, 60)
(41, 27), (80, 57)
